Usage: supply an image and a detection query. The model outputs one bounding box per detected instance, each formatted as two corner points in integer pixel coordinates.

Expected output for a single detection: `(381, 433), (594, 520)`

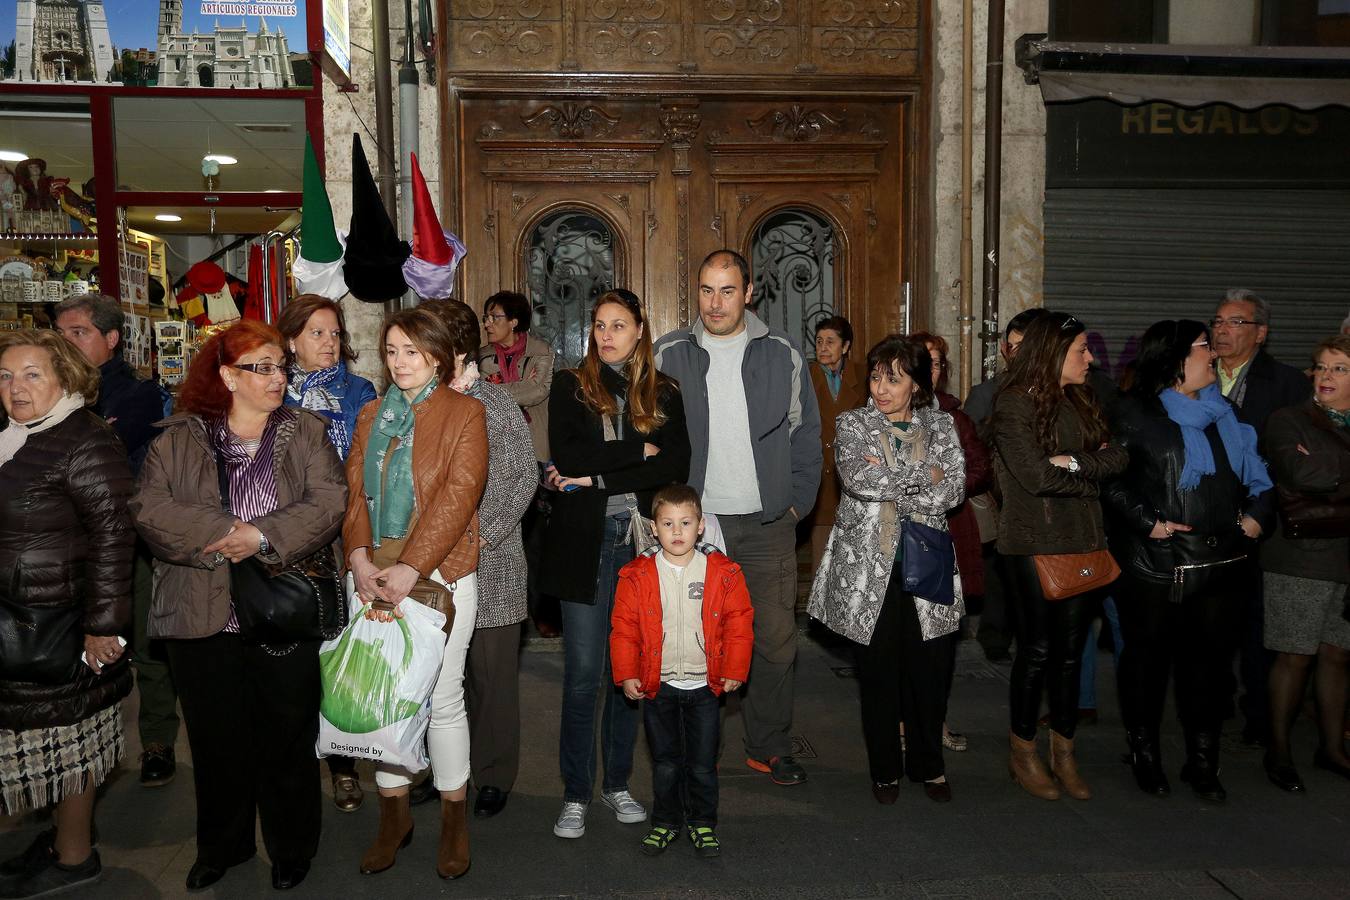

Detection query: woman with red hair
(129, 320), (348, 892)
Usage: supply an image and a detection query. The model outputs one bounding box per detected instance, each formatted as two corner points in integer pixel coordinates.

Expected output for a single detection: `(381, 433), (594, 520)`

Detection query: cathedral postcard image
(2, 1), (313, 90)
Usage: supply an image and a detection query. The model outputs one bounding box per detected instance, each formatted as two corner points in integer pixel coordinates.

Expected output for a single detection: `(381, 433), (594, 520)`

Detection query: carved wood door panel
(455, 93), (910, 361)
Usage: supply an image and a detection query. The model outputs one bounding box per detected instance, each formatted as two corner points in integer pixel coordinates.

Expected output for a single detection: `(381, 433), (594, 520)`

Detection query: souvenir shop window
(114, 96), (307, 194)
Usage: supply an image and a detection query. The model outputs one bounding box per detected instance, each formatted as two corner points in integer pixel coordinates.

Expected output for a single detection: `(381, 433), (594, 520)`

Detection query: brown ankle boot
(1008, 730), (1061, 800)
(437, 797), (471, 879)
(1050, 730), (1092, 800)
(360, 793), (413, 874)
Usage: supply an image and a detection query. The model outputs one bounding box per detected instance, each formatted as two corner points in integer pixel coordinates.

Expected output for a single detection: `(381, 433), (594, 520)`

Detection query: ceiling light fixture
(0, 150), (28, 162)
(203, 153), (237, 165)
(154, 214), (183, 222)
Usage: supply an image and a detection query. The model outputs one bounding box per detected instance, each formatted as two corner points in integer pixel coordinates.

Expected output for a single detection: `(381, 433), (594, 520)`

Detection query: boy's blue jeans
(559, 513), (639, 803)
(1080, 595), (1123, 709)
(644, 682), (720, 830)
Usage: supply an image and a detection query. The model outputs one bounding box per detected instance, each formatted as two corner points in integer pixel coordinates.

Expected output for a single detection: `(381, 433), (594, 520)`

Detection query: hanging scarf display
(1159, 384), (1272, 495)
(362, 378), (437, 547)
(288, 363), (349, 458)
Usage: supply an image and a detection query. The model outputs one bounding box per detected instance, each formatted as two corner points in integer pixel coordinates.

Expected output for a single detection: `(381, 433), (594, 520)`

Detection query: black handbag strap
(214, 450), (233, 516)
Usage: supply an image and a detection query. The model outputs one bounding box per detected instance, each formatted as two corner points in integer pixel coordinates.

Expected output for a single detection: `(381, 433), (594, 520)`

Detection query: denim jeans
(559, 513), (639, 802)
(644, 683), (721, 829)
(1079, 594), (1124, 710)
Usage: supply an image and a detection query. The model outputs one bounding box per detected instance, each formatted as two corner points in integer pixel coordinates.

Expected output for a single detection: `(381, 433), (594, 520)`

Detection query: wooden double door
(452, 89), (916, 363)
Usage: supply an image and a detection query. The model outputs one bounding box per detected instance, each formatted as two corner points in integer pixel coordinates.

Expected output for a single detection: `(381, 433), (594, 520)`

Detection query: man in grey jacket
(654, 249), (822, 785)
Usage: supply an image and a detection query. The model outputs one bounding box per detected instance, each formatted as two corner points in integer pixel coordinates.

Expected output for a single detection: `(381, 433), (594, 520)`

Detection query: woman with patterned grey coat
(430, 299), (538, 819)
(808, 335), (966, 806)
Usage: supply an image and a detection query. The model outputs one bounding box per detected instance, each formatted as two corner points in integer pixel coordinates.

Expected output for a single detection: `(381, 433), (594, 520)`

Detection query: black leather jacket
(1104, 393), (1275, 582)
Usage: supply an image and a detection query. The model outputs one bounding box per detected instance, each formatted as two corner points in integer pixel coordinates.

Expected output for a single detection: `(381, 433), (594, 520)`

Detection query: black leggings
(1002, 554), (1094, 740)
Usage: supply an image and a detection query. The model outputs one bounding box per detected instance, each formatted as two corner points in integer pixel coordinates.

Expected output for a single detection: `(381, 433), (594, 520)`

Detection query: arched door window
(750, 208), (837, 358)
(525, 210), (616, 365)
(198, 65), (214, 87)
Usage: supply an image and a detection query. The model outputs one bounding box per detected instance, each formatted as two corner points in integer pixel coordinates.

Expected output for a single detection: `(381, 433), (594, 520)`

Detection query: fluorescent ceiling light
(0, 150), (27, 162)
(154, 214), (183, 222)
(203, 154), (237, 165)
(264, 189), (284, 193)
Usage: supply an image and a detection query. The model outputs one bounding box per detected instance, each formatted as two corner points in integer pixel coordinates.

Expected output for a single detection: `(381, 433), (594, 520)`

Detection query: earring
(227, 383), (237, 392)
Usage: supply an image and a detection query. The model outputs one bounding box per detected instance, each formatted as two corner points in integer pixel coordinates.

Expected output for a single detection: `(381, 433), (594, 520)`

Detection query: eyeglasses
(481, 313), (508, 324)
(1210, 317), (1260, 329)
(1059, 315), (1081, 330)
(1312, 363), (1350, 377)
(1191, 340), (1211, 349)
(232, 363), (283, 376)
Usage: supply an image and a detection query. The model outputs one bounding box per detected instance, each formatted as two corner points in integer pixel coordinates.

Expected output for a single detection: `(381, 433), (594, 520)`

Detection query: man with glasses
(1211, 288), (1309, 748)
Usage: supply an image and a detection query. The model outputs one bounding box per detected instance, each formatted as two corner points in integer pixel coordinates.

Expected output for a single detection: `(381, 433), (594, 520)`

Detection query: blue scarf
(1158, 384), (1272, 496)
(287, 363), (349, 458)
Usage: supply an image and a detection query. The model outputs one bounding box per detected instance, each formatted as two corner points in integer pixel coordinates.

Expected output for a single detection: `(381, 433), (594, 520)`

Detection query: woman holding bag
(808, 335), (966, 805)
(541, 288), (690, 840)
(991, 312), (1127, 802)
(1260, 335), (1350, 792)
(130, 320), (347, 892)
(1105, 320), (1272, 802)
(343, 307), (488, 879)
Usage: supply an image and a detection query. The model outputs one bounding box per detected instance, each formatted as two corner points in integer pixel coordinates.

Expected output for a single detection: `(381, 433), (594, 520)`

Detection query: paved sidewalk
(3, 624), (1349, 898)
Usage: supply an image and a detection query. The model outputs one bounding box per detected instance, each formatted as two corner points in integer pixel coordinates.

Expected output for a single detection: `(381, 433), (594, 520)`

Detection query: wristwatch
(1066, 456), (1081, 474)
(258, 534), (271, 554)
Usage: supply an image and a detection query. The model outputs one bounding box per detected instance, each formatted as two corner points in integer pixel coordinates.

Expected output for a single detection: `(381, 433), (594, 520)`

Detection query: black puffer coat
(0, 408), (135, 730)
(1104, 393), (1274, 583)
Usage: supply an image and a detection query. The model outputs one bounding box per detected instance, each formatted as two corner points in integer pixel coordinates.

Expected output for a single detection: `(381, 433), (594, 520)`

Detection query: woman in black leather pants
(1104, 320), (1273, 802)
(990, 313), (1127, 801)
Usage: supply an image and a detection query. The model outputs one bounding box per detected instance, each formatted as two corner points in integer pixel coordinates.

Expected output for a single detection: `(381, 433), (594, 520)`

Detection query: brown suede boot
(1008, 730), (1061, 800)
(360, 793), (414, 875)
(437, 797), (471, 879)
(1050, 730), (1092, 800)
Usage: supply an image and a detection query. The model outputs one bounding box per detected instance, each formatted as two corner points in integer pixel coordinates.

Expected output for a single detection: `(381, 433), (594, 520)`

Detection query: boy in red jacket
(611, 484), (754, 858)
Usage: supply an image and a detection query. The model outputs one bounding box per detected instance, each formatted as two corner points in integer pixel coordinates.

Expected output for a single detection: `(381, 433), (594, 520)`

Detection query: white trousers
(375, 571), (478, 792)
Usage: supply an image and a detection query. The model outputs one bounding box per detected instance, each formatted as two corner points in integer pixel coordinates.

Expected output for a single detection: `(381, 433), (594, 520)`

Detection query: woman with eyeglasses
(1103, 320), (1272, 803)
(477, 291), (556, 465)
(991, 312), (1127, 802)
(1259, 335), (1350, 792)
(130, 320), (348, 891)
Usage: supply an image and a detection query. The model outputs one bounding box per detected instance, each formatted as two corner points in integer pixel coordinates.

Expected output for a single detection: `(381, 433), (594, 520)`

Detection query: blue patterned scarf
(287, 363), (349, 459)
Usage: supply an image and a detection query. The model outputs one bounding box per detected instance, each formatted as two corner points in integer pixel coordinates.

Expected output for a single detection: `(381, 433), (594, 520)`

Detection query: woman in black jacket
(1105, 320), (1273, 802)
(541, 289), (690, 840)
(991, 312), (1127, 802)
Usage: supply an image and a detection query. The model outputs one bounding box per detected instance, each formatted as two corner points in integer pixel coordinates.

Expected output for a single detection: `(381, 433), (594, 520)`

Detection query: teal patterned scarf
(363, 377), (437, 546)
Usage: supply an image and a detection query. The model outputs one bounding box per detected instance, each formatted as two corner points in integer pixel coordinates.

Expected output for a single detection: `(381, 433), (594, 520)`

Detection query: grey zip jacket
(653, 310), (823, 524)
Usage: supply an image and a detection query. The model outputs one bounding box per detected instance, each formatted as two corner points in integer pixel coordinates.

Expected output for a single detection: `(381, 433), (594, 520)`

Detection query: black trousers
(857, 563), (956, 783)
(167, 633), (322, 867)
(644, 683), (720, 829)
(1116, 570), (1240, 737)
(1004, 554), (1094, 740)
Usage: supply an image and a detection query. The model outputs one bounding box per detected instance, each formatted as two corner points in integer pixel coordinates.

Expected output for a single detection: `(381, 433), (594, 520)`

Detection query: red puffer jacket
(610, 546), (754, 699)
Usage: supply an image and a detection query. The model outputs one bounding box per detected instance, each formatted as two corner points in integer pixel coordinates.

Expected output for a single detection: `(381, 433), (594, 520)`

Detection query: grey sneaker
(600, 790), (648, 824)
(0, 848), (100, 898)
(553, 801), (587, 838)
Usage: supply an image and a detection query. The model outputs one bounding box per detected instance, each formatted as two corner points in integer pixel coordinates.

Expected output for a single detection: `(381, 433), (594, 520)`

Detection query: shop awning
(1017, 39), (1350, 110)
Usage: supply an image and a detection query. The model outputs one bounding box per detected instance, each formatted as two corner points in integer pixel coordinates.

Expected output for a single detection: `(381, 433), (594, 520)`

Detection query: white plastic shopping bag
(317, 577), (447, 770)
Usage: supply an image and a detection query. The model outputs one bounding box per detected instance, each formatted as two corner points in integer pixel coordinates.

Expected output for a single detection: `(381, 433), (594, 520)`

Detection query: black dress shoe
(871, 781), (900, 805)
(474, 786), (509, 819)
(186, 861), (228, 891)
(1264, 753), (1305, 793)
(140, 744), (176, 787)
(409, 776), (439, 807)
(923, 780), (953, 803)
(1313, 748), (1350, 780)
(1179, 763), (1227, 803)
(271, 860), (310, 890)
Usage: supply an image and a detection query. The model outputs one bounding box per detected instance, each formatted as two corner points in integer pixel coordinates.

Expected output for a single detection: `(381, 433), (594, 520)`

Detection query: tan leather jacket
(130, 408), (348, 639)
(343, 386), (489, 583)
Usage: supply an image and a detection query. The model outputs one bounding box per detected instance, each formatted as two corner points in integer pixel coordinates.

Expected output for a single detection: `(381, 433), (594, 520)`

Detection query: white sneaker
(600, 790), (648, 824)
(553, 800), (587, 838)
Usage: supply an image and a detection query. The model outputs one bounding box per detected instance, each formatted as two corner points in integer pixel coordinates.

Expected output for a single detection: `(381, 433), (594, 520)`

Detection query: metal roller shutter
(1043, 188), (1350, 377)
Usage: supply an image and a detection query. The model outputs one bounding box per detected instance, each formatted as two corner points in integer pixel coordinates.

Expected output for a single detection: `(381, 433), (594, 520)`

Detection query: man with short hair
(54, 294), (178, 786)
(654, 249), (822, 785)
(962, 307), (1050, 428)
(1210, 289), (1308, 747)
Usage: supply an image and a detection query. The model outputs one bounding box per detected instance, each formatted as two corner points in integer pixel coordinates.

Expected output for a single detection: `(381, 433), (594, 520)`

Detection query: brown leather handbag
(1033, 550), (1121, 601)
(370, 537), (455, 635)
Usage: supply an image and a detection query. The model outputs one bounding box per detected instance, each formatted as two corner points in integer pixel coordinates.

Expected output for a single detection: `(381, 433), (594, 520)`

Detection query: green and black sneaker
(687, 825), (721, 858)
(640, 825), (680, 857)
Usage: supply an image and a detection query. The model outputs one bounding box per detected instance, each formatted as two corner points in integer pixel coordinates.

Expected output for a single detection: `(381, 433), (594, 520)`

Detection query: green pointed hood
(301, 134), (343, 264)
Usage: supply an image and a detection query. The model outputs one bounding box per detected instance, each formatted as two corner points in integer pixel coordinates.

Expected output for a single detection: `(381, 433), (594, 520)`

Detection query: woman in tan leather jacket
(130, 320), (347, 893)
(343, 307), (488, 880)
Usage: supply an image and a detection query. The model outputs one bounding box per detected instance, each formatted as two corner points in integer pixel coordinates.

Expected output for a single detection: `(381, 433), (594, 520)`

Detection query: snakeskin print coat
(808, 401), (967, 645)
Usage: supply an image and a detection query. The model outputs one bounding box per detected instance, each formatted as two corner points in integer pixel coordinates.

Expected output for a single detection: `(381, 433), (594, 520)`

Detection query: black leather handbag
(0, 570), (86, 684)
(900, 519), (957, 606)
(216, 455), (345, 647)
